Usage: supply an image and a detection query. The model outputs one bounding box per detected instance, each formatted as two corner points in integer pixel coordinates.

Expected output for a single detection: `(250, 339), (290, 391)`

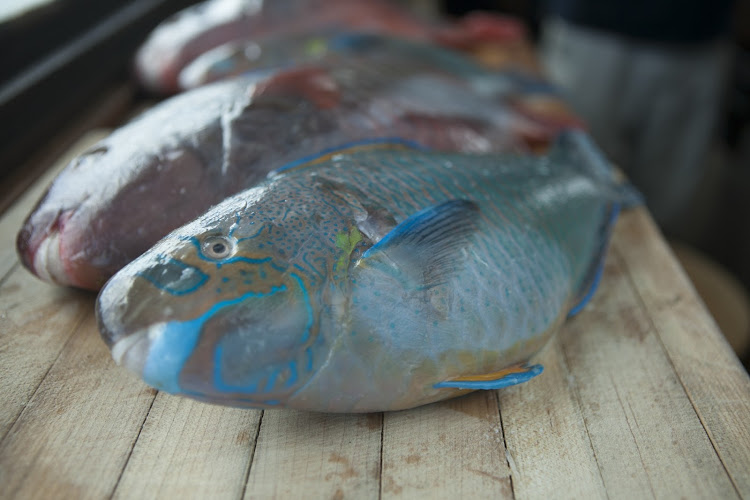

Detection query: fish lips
(96, 278), (155, 385)
(18, 207), (114, 291)
(16, 208), (61, 281)
(96, 281), (185, 395)
(106, 320), (194, 396)
(109, 325), (154, 380)
(103, 319), (190, 397)
(17, 208), (82, 288)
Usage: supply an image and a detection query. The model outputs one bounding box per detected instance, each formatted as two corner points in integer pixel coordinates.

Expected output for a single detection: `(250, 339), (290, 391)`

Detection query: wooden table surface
(1, 131), (750, 500)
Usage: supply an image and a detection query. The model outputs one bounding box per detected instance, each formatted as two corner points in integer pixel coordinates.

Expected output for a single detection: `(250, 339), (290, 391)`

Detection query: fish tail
(554, 131), (640, 315)
(568, 201), (620, 316)
(550, 130), (643, 209)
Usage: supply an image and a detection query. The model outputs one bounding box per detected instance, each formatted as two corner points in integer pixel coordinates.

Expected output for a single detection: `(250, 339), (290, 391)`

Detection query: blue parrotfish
(96, 131), (638, 412)
(18, 36), (564, 291)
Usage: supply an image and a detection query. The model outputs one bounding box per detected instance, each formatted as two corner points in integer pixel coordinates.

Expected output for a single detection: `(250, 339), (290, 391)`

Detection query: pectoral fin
(357, 199), (479, 289)
(434, 363), (543, 390)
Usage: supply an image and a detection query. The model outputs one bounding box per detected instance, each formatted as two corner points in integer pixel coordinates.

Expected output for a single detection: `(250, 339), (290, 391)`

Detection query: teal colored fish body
(96, 132), (636, 412)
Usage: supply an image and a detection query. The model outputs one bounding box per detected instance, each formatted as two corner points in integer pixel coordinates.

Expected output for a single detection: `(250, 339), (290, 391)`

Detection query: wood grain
(0, 314), (156, 500)
(561, 243), (737, 498)
(614, 210), (750, 496)
(381, 391), (512, 498)
(245, 411), (382, 499)
(0, 269), (89, 442)
(499, 338), (607, 499)
(113, 395), (262, 500)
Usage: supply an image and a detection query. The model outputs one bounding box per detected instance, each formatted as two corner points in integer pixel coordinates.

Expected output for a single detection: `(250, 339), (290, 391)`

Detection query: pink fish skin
(17, 80), (245, 290)
(19, 38), (573, 291)
(134, 0), (524, 93)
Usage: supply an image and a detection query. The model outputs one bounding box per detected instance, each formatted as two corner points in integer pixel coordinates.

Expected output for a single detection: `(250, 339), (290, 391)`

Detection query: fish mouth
(17, 210), (76, 287)
(29, 229), (72, 286)
(18, 209), (110, 291)
(110, 325), (159, 378)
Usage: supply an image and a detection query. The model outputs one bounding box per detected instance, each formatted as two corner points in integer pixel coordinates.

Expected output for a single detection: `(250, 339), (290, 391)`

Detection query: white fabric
(541, 18), (731, 231)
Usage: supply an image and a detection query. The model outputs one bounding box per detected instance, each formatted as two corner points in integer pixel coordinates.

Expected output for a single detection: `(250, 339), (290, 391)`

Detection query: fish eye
(201, 235), (236, 260)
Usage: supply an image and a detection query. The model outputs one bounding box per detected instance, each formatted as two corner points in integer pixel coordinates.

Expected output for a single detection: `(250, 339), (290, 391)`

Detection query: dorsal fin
(269, 138), (427, 177)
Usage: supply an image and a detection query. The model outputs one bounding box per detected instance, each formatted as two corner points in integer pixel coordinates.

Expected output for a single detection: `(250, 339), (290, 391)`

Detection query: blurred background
(1, 0), (748, 361)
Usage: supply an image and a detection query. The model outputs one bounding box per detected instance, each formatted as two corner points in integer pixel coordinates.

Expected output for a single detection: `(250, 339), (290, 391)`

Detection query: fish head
(16, 81), (251, 290)
(96, 177), (367, 408)
(16, 143), (127, 291)
(17, 137), (221, 291)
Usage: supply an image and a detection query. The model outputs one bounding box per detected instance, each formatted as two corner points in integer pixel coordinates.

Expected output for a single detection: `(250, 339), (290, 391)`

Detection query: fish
(179, 31), (585, 144)
(18, 37), (571, 291)
(95, 132), (639, 413)
(177, 30), (470, 89)
(177, 31), (541, 91)
(176, 31), (585, 136)
(135, 0), (525, 93)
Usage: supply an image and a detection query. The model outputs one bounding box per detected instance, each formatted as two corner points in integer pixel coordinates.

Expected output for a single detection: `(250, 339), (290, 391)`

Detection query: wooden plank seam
(108, 392), (159, 499)
(238, 410), (265, 500)
(555, 343), (608, 492)
(0, 303), (87, 445)
(613, 245), (745, 498)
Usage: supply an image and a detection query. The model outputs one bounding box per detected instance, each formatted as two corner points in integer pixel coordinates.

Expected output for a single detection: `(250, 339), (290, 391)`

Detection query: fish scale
(336, 152), (571, 312)
(96, 132), (637, 412)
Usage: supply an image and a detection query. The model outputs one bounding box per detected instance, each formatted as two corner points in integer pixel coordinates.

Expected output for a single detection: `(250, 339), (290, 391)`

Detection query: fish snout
(16, 214), (46, 277)
(17, 208), (83, 288)
(102, 319), (178, 395)
(109, 327), (154, 378)
(96, 270), (137, 349)
(97, 277), (173, 389)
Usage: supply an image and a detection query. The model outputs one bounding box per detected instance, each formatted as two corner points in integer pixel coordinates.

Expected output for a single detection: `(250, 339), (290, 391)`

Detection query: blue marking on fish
(305, 348), (314, 373)
(270, 137), (428, 176)
(212, 344), (259, 393)
(289, 272), (314, 343)
(136, 256), (209, 296)
(143, 286), (288, 393)
(236, 225), (264, 241)
(286, 361), (298, 388)
(434, 364), (544, 390)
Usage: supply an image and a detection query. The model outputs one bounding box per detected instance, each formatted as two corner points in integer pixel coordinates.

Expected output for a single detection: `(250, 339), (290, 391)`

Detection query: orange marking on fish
(449, 363), (531, 382)
(252, 66), (341, 109)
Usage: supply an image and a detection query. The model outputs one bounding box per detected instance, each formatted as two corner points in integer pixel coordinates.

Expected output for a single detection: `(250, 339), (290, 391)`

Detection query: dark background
(0, 0), (197, 186)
